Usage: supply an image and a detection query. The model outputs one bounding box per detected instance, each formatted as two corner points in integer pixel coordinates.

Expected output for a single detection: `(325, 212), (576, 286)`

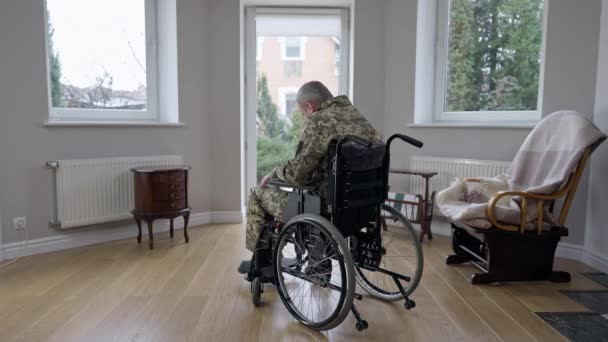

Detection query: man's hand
(260, 173), (273, 187)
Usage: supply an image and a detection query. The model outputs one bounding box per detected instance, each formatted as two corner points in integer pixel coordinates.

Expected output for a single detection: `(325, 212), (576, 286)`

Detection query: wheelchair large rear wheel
(355, 204), (423, 301)
(273, 214), (355, 331)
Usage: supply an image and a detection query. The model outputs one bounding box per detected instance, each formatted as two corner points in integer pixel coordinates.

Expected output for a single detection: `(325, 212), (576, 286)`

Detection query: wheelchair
(239, 134), (425, 331)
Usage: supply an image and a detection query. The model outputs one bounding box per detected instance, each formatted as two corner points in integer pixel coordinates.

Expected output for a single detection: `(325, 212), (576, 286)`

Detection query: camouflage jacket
(274, 96), (382, 193)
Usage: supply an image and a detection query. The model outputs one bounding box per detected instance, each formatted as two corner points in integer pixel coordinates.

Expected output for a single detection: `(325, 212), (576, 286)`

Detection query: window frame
(280, 37), (306, 61)
(44, 0), (160, 123)
(256, 37), (264, 61)
(278, 86), (299, 116)
(332, 37), (340, 76)
(432, 0), (546, 124)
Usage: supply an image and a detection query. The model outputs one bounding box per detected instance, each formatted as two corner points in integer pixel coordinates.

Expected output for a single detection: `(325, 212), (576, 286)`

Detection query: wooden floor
(0, 223), (603, 342)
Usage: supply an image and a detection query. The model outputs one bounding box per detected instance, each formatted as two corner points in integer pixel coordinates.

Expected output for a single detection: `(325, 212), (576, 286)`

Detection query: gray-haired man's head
(297, 81), (334, 116)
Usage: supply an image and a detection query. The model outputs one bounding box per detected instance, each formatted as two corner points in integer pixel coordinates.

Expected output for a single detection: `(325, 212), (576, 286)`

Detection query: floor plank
(0, 224), (601, 342)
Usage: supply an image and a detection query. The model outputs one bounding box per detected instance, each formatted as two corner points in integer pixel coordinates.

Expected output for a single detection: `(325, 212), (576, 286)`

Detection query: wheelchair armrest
(267, 180), (317, 192)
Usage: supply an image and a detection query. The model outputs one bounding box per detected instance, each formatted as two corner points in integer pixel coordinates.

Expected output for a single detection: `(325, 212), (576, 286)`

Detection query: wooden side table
(131, 166), (191, 249)
(386, 169), (437, 242)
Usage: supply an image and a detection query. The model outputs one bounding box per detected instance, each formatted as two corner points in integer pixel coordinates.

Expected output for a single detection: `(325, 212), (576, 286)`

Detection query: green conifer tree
(47, 15), (63, 107)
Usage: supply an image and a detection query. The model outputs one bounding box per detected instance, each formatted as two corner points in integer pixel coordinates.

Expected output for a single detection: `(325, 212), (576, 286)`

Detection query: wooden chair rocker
(438, 111), (606, 284)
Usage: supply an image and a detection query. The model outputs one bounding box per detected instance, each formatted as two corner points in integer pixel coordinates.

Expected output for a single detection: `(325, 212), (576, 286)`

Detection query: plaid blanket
(436, 111), (606, 226)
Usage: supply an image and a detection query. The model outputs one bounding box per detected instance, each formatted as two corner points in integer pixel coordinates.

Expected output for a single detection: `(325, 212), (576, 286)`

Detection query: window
(278, 87), (299, 116)
(284, 93), (298, 117)
(283, 61), (303, 78)
(281, 37), (305, 60)
(45, 0), (158, 122)
(434, 0), (545, 122)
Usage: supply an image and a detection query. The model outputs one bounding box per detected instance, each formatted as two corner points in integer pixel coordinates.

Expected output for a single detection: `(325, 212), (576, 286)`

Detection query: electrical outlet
(13, 217), (26, 230)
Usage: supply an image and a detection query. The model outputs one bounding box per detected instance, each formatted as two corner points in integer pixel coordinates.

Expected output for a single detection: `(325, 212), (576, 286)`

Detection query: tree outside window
(442, 0), (544, 115)
(256, 74), (305, 181)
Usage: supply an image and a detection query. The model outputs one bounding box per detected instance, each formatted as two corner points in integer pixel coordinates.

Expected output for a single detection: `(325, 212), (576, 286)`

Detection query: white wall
(1, 0), (606, 257)
(586, 0), (608, 260)
(351, 0), (386, 130)
(0, 0), (212, 244)
(208, 0), (242, 212)
(383, 0), (603, 245)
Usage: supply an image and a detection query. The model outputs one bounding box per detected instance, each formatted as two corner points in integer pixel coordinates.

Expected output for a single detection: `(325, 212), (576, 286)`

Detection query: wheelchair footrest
(238, 260), (251, 275)
(260, 265), (274, 280)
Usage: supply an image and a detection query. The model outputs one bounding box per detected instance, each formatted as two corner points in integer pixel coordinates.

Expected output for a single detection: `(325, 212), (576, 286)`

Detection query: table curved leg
(146, 219), (154, 249)
(183, 213), (190, 243)
(135, 218), (142, 243)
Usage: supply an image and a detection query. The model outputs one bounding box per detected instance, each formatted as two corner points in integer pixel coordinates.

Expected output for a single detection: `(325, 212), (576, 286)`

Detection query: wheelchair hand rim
(273, 213), (355, 331)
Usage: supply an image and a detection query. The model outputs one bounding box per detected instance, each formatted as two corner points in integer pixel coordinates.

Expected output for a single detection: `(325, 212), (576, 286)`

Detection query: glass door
(244, 7), (351, 195)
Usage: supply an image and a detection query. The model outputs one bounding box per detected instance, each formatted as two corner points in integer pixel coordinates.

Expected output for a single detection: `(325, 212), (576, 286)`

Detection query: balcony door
(243, 7), (351, 198)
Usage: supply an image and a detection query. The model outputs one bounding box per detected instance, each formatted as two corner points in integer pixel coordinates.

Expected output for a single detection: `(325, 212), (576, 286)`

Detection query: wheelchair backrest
(327, 136), (388, 236)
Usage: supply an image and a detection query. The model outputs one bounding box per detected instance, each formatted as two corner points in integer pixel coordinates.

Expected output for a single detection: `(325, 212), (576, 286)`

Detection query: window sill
(408, 122), (536, 129)
(44, 120), (185, 127)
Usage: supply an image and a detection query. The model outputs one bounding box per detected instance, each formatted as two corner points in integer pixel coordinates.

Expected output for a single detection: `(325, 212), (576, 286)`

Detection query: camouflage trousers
(245, 185), (289, 252)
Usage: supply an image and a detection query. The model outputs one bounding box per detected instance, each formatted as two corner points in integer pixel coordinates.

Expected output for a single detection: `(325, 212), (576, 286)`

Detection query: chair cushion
(457, 179), (512, 206)
(460, 218), (494, 229)
(457, 211), (559, 231)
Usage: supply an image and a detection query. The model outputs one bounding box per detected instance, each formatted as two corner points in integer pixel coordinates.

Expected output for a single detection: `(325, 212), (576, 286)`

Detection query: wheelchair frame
(241, 133), (424, 331)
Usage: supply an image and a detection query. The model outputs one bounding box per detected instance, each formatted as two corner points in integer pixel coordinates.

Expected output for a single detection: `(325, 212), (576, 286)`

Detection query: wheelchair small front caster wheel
(404, 300), (416, 310)
(251, 277), (262, 307)
(355, 320), (368, 331)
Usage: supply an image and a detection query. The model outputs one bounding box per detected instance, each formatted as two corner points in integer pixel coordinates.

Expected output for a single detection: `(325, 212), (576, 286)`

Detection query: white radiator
(47, 155), (183, 229)
(408, 156), (511, 198)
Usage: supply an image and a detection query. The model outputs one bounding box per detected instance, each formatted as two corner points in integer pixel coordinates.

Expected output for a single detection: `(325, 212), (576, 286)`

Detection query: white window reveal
(45, 0), (159, 122)
(256, 37), (264, 61)
(333, 37), (340, 76)
(432, 0), (546, 123)
(281, 37), (305, 61)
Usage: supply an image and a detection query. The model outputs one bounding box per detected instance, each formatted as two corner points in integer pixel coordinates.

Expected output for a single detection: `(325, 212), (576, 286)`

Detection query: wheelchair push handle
(387, 134), (423, 149)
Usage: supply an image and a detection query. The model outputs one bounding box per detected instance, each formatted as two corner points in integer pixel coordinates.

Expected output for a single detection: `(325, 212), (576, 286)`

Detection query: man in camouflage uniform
(245, 81), (382, 252)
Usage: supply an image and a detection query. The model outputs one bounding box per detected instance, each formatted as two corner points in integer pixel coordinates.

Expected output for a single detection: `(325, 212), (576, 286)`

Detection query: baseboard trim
(555, 242), (584, 262)
(556, 242), (608, 273)
(4, 213), (607, 274)
(210, 211), (244, 224)
(0, 211), (241, 261)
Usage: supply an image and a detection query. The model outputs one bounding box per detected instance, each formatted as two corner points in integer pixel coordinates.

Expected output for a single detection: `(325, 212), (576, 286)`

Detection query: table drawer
(151, 172), (186, 185)
(152, 199), (186, 211)
(152, 184), (186, 200)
